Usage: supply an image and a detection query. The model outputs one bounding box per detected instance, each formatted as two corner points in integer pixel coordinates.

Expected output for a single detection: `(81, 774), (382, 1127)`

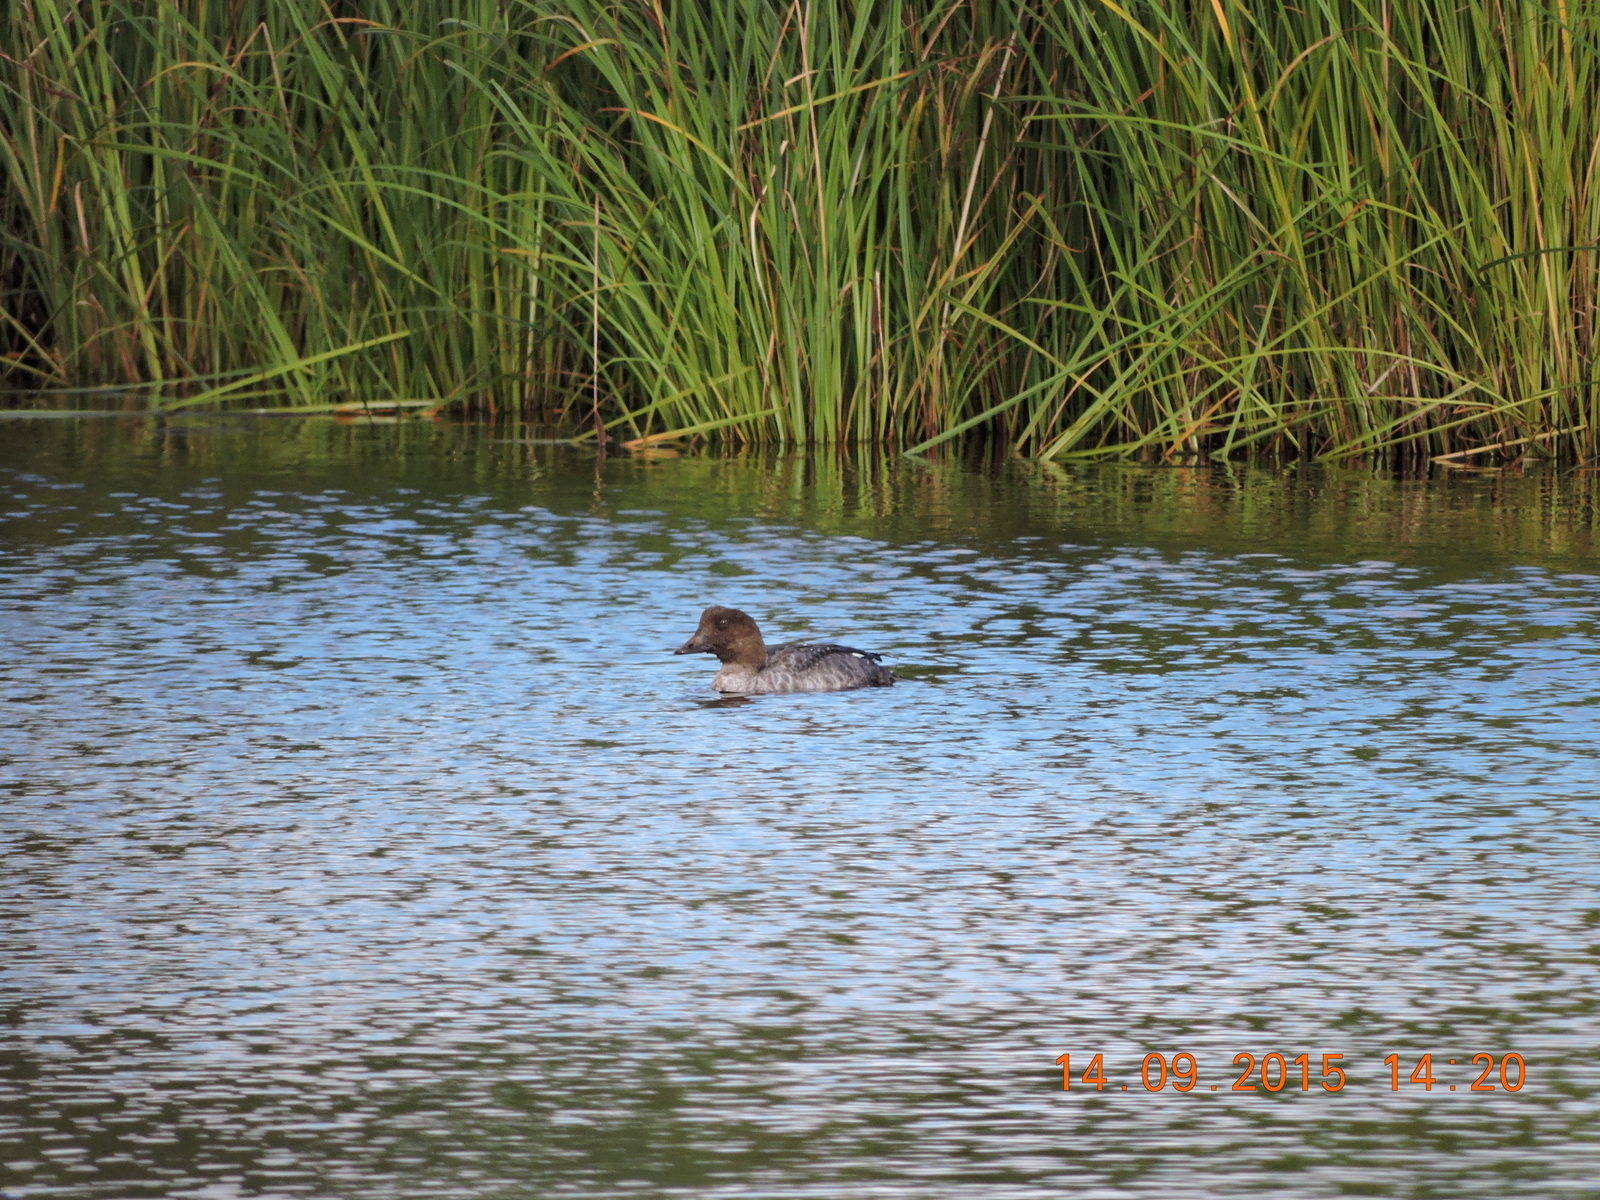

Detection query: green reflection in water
(3, 413), (1598, 569)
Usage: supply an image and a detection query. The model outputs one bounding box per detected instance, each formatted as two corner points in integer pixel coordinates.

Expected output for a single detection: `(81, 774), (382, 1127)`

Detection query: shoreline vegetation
(3, 0), (1599, 464)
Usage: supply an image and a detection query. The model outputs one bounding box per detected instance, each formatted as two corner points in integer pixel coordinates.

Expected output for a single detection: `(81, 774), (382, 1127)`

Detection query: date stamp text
(1055, 1052), (1526, 1093)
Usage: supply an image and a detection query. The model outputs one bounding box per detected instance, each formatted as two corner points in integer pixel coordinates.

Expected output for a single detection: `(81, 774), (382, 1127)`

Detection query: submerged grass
(3, 0), (1599, 462)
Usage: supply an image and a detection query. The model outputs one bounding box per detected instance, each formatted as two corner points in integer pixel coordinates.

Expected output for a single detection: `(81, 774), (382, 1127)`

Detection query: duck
(673, 605), (895, 694)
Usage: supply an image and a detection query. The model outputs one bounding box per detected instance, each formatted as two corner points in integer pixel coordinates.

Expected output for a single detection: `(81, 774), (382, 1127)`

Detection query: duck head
(674, 605), (768, 667)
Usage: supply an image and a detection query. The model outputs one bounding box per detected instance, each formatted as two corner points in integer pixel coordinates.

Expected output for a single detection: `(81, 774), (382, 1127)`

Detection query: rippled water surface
(3, 417), (1599, 1199)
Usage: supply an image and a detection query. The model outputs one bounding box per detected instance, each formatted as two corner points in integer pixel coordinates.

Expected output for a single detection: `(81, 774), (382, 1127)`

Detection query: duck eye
(715, 618), (728, 629)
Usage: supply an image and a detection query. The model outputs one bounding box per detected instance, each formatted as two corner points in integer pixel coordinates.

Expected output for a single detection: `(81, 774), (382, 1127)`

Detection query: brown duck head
(673, 605), (768, 667)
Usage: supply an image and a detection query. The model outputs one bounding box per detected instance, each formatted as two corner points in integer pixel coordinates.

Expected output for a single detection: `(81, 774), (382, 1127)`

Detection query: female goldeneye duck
(674, 605), (895, 694)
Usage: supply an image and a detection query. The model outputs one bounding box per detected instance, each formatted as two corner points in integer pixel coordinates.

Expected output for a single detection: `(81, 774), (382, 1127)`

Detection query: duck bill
(673, 635), (710, 655)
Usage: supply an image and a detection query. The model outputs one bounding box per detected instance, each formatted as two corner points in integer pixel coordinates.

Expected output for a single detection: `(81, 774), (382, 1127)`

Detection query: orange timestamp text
(1056, 1052), (1526, 1093)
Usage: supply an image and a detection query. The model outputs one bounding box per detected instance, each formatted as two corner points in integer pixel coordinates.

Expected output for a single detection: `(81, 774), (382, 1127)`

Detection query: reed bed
(3, 0), (1599, 461)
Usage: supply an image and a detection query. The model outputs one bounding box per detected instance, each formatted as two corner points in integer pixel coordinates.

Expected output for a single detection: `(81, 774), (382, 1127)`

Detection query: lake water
(3, 416), (1598, 1198)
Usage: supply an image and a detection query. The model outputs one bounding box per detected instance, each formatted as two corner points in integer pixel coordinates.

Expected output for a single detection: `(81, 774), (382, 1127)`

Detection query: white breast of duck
(675, 605), (895, 694)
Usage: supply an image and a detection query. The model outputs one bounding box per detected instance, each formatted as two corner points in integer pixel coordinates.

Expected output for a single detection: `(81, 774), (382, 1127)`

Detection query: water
(3, 417), (1599, 1198)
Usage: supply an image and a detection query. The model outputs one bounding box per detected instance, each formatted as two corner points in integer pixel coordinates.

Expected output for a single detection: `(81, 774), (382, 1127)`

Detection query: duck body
(675, 605), (895, 694)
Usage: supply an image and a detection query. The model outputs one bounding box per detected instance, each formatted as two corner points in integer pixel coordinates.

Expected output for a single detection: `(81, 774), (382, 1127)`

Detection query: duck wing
(767, 642), (884, 670)
(763, 641), (894, 690)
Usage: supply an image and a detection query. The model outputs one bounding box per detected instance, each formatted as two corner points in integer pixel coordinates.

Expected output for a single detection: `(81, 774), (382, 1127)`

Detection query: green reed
(3, 0), (1598, 462)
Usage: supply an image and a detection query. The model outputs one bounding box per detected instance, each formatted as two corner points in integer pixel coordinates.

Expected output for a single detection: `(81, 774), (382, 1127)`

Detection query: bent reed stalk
(3, 0), (1598, 462)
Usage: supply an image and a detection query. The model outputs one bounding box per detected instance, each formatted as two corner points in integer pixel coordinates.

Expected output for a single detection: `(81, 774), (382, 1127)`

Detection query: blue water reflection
(2, 424), (1597, 1198)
